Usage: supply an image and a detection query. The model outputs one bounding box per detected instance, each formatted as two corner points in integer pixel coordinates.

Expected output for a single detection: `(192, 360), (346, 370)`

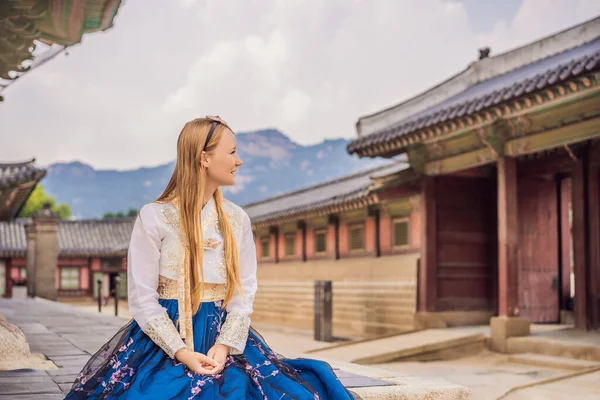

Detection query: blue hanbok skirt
(64, 299), (357, 399)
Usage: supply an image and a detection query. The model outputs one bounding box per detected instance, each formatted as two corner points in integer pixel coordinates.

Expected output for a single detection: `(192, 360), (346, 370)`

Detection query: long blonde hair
(156, 118), (242, 313)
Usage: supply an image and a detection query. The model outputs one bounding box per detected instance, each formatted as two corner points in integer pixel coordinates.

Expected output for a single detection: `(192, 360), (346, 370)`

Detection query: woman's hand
(206, 344), (231, 374)
(175, 348), (221, 375)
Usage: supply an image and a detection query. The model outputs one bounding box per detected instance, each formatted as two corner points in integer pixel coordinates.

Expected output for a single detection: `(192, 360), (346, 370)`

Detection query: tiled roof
(58, 219), (134, 257)
(0, 218), (134, 258)
(348, 37), (600, 156)
(243, 162), (408, 226)
(0, 1), (123, 85)
(0, 160), (46, 190)
(0, 219), (27, 257)
(0, 160), (47, 221)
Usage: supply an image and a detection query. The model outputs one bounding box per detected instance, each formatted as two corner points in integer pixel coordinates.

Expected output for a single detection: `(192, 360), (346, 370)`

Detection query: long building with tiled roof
(0, 218), (134, 258)
(0, 216), (134, 299)
(244, 162), (408, 228)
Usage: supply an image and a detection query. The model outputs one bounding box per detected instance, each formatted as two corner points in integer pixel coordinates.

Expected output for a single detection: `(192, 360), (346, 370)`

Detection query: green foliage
(19, 184), (72, 219)
(103, 208), (138, 219)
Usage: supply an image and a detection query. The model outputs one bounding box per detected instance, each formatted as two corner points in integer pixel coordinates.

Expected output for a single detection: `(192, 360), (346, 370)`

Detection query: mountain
(41, 129), (387, 218)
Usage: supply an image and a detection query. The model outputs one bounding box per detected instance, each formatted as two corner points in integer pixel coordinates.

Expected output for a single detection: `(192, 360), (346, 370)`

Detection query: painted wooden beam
(425, 147), (497, 175)
(505, 116), (600, 157)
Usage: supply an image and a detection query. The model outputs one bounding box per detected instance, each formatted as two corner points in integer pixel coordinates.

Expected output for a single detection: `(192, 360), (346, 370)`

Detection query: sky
(0, 0), (599, 170)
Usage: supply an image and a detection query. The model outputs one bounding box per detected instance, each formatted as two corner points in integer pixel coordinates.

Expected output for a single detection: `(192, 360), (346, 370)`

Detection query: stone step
(255, 295), (417, 306)
(254, 302), (415, 321)
(332, 315), (414, 327)
(256, 292), (417, 303)
(508, 353), (600, 370)
(254, 305), (415, 315)
(310, 327), (488, 365)
(257, 285), (416, 298)
(253, 306), (415, 326)
(507, 335), (600, 361)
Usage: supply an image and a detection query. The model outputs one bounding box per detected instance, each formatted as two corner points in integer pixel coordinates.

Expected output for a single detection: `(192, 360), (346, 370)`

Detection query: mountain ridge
(41, 129), (386, 218)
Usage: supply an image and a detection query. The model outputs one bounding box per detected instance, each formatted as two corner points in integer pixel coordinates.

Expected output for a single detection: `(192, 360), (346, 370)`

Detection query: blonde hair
(156, 118), (242, 313)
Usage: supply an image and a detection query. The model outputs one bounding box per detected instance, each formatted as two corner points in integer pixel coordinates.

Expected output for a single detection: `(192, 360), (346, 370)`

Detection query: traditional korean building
(0, 216), (132, 299)
(245, 162), (422, 337)
(0, 160), (46, 296)
(1, 0), (125, 297)
(347, 17), (600, 344)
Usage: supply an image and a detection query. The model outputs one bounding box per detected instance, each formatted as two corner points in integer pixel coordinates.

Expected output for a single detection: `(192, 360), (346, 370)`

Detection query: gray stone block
(0, 395), (65, 400)
(0, 381), (62, 395)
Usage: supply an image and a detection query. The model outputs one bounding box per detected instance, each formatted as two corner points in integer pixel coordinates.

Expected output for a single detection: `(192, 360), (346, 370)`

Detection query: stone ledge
(325, 359), (472, 400)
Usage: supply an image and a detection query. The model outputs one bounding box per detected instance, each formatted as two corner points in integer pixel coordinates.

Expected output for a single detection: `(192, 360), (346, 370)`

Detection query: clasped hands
(175, 343), (230, 375)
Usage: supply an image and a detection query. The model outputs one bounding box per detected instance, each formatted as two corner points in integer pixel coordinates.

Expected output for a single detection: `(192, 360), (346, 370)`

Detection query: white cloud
(477, 0), (600, 51)
(223, 174), (255, 194)
(0, 0), (598, 170)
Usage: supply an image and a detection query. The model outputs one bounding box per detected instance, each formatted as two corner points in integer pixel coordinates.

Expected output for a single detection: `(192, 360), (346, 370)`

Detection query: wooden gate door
(518, 177), (560, 322)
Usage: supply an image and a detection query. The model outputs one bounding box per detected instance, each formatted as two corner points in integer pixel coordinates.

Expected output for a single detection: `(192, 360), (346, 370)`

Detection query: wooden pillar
(587, 147), (600, 328)
(490, 157), (530, 353)
(269, 226), (279, 263)
(419, 176), (437, 312)
(558, 177), (572, 311)
(88, 257), (94, 296)
(497, 157), (519, 317)
(368, 206), (381, 258)
(571, 148), (590, 329)
(298, 221), (307, 262)
(4, 258), (12, 298)
(328, 215), (340, 260)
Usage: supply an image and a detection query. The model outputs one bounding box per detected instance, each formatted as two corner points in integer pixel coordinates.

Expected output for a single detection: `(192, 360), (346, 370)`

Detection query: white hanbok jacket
(126, 197), (257, 359)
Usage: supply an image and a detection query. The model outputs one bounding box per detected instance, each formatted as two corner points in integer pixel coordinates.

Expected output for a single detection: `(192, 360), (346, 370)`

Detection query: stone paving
(377, 349), (600, 400)
(0, 298), (471, 399)
(0, 298), (126, 399)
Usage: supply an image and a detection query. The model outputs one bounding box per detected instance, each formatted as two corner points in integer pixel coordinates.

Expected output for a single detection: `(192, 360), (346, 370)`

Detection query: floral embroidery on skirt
(64, 300), (357, 400)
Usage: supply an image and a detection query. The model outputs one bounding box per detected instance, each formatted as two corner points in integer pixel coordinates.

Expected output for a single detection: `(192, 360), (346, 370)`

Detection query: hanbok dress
(64, 197), (356, 399)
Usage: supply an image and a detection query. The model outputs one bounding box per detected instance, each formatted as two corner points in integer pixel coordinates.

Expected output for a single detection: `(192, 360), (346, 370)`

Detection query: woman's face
(204, 129), (243, 187)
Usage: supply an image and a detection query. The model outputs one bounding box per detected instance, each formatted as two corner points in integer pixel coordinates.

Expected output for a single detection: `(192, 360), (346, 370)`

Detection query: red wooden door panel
(518, 177), (559, 322)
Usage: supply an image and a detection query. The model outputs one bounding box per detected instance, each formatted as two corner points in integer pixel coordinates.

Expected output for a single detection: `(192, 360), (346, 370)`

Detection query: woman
(64, 116), (357, 399)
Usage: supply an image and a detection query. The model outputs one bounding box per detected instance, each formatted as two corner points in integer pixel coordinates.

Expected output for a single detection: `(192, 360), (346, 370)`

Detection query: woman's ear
(200, 151), (210, 168)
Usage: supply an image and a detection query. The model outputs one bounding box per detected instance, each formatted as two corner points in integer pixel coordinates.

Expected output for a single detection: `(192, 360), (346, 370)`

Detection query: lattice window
(260, 237), (270, 258)
(349, 224), (365, 250)
(60, 267), (80, 289)
(315, 229), (327, 253)
(285, 233), (296, 256)
(393, 219), (410, 247)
